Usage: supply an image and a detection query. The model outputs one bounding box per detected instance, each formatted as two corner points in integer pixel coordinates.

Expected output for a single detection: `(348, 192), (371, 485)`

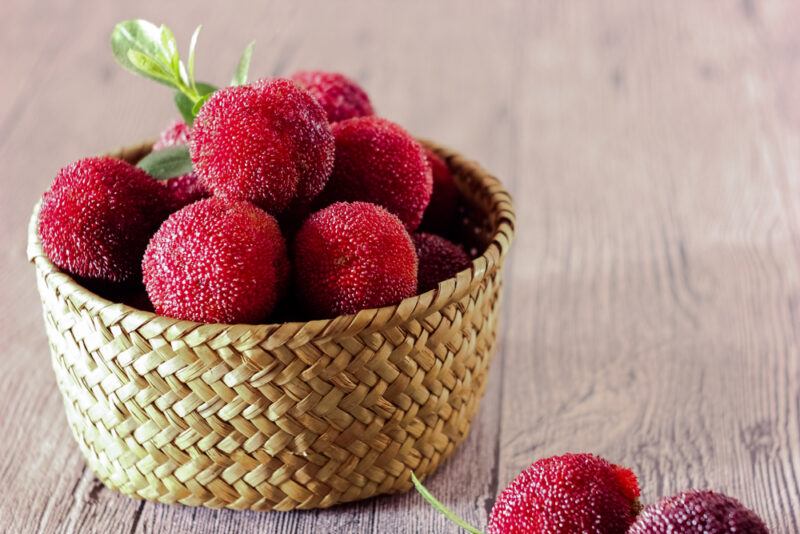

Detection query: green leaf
(174, 92), (196, 125)
(187, 25), (202, 90)
(411, 474), (484, 534)
(231, 41), (255, 86)
(111, 20), (175, 85)
(127, 50), (174, 85)
(159, 24), (182, 82)
(136, 146), (192, 180)
(192, 93), (213, 116)
(174, 82), (216, 125)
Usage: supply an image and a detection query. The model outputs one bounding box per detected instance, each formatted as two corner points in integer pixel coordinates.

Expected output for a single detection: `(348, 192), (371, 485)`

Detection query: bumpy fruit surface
(321, 116), (432, 231)
(294, 201), (418, 317)
(628, 490), (768, 534)
(142, 198), (288, 324)
(164, 173), (209, 211)
(488, 453), (641, 534)
(153, 120), (191, 150)
(290, 70), (374, 123)
(39, 156), (169, 284)
(413, 232), (470, 292)
(190, 78), (334, 214)
(420, 148), (460, 235)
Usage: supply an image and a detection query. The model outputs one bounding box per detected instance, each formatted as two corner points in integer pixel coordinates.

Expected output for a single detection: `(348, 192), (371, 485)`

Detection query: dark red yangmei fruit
(320, 116), (432, 231)
(190, 78), (334, 214)
(487, 453), (640, 533)
(153, 120), (191, 150)
(628, 490), (768, 534)
(39, 156), (169, 284)
(413, 232), (471, 292)
(142, 198), (288, 324)
(413, 453), (640, 534)
(420, 148), (461, 235)
(164, 173), (209, 211)
(290, 70), (374, 123)
(294, 201), (418, 317)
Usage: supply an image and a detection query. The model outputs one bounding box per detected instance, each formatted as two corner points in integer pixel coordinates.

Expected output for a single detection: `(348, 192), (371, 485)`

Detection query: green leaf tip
(136, 145), (192, 180)
(231, 41), (255, 86)
(411, 473), (484, 534)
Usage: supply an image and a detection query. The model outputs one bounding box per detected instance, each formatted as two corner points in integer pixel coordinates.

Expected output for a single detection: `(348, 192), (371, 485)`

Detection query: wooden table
(2, 1), (799, 532)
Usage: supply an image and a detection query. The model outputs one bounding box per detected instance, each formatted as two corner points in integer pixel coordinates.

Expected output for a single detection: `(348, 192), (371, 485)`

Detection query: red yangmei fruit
(142, 198), (288, 324)
(153, 120), (191, 150)
(294, 202), (417, 317)
(39, 156), (169, 284)
(190, 78), (334, 214)
(628, 490), (768, 534)
(487, 453), (641, 534)
(413, 232), (471, 292)
(321, 116), (432, 231)
(420, 148), (460, 235)
(290, 70), (374, 123)
(164, 173), (209, 211)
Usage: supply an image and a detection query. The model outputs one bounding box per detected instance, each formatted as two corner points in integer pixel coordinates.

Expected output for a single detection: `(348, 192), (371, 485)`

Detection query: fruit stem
(411, 473), (485, 534)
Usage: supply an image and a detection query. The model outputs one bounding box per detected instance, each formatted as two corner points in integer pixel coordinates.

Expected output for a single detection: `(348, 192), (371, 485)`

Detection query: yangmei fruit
(290, 70), (374, 123)
(414, 452), (640, 534)
(190, 78), (334, 214)
(294, 201), (418, 316)
(320, 116), (432, 231)
(420, 148), (461, 235)
(39, 156), (169, 284)
(628, 490), (768, 534)
(153, 119), (191, 150)
(142, 198), (288, 323)
(413, 232), (471, 292)
(164, 173), (209, 211)
(487, 453), (640, 534)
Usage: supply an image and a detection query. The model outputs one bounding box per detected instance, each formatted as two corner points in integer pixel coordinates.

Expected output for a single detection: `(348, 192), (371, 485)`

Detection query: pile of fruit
(414, 452), (770, 533)
(38, 20), (471, 324)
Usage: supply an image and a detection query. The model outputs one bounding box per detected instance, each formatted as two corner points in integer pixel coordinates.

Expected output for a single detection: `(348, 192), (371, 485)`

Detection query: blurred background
(2, 1), (800, 532)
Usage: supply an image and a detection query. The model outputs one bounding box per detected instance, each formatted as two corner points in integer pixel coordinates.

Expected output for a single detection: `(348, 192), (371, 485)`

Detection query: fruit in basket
(294, 201), (418, 316)
(153, 120), (191, 150)
(628, 490), (768, 534)
(413, 452), (641, 534)
(190, 78), (334, 214)
(39, 156), (169, 284)
(142, 198), (288, 323)
(413, 232), (471, 292)
(320, 116), (432, 231)
(420, 148), (461, 235)
(290, 70), (374, 123)
(163, 173), (209, 211)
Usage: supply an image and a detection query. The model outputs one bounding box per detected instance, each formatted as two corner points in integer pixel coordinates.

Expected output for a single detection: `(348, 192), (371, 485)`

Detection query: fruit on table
(414, 452), (641, 534)
(39, 156), (169, 284)
(142, 197), (288, 323)
(294, 201), (418, 317)
(628, 490), (769, 534)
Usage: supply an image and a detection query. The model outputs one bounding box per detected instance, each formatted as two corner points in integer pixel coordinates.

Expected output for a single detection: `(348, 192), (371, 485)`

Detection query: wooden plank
(496, 2), (800, 533)
(1, 0), (798, 532)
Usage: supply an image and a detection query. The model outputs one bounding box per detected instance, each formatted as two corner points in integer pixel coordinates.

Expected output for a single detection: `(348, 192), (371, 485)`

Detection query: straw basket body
(27, 140), (515, 511)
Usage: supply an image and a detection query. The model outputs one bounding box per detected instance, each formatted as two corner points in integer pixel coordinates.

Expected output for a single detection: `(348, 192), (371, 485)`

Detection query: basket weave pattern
(27, 141), (515, 511)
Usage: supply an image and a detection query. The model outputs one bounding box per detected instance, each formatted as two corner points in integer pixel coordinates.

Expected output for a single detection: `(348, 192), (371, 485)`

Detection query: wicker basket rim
(27, 139), (515, 342)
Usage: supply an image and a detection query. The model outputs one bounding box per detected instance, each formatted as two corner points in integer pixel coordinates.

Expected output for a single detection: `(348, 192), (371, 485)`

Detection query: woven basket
(27, 140), (515, 511)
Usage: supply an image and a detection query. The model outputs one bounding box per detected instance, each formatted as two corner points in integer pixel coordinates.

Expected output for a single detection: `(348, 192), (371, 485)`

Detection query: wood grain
(1, 0), (798, 532)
